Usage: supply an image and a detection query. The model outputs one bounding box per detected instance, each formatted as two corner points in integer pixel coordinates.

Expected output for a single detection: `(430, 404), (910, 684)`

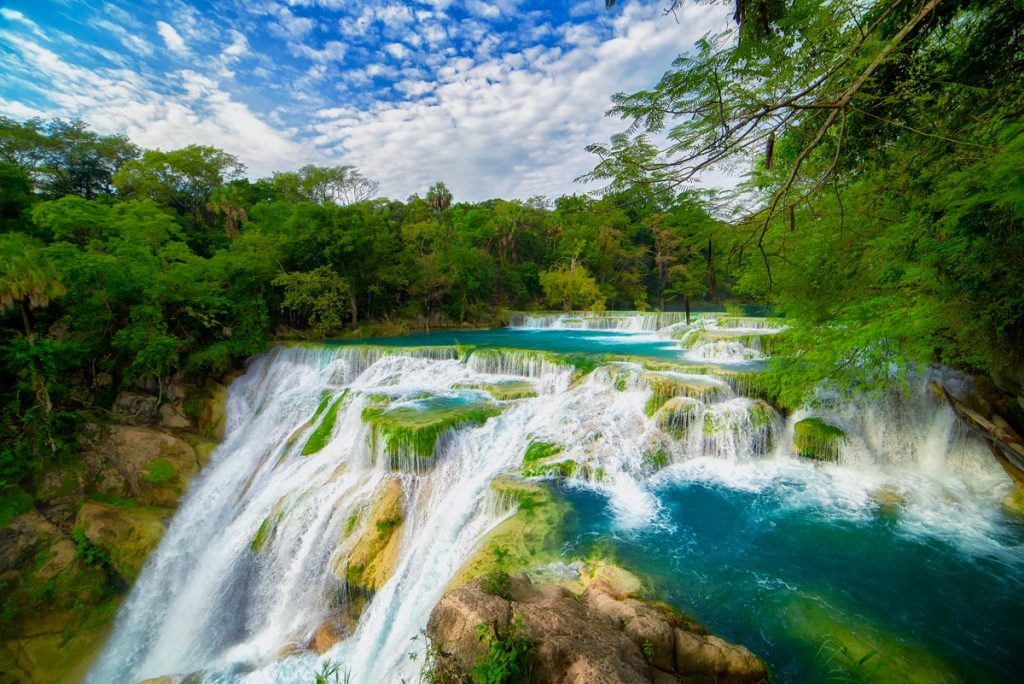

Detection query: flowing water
(89, 313), (1024, 683)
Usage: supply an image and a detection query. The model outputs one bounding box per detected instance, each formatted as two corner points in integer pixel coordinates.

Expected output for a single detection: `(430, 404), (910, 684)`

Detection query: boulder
(112, 392), (161, 425)
(84, 425), (201, 506)
(74, 502), (171, 582)
(426, 573), (768, 684)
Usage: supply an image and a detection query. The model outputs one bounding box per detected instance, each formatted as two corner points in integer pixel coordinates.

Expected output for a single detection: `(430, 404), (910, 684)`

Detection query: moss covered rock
(301, 389), (349, 456)
(363, 395), (501, 471)
(74, 502), (170, 583)
(793, 418), (845, 462)
(520, 440), (576, 478)
(448, 478), (569, 589)
(342, 478), (406, 593)
(656, 396), (700, 439)
(642, 372), (725, 416)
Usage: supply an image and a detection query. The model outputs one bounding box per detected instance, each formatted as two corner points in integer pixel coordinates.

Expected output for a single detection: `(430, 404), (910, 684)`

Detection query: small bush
(472, 614), (531, 684)
(481, 570), (512, 600)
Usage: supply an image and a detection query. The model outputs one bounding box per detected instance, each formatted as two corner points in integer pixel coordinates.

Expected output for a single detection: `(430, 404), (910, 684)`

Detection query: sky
(0, 0), (730, 201)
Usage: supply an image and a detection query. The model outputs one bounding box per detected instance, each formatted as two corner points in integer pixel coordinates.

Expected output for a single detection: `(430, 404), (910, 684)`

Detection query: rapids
(88, 313), (1024, 683)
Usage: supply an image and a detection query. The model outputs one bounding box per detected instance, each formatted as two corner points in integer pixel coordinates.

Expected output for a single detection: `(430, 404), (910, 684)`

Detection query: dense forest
(0, 116), (730, 494)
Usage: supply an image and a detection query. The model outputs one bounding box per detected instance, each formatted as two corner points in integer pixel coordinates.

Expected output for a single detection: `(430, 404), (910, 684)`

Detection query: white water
(509, 310), (695, 331)
(90, 333), (1013, 683)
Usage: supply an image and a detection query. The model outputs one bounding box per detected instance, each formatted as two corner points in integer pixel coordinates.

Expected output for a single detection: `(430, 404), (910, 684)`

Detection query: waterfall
(509, 310), (696, 331)
(89, 337), (1011, 683)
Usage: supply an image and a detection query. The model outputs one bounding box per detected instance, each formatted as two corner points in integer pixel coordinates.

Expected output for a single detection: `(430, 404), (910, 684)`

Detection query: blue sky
(0, 0), (728, 201)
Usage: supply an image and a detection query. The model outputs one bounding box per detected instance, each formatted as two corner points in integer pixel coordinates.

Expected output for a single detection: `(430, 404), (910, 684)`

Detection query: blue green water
(557, 479), (1024, 683)
(331, 328), (688, 360)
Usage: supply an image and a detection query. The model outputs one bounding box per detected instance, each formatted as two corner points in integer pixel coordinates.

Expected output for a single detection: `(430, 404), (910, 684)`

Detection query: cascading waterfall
(90, 324), (1015, 683)
(509, 310), (696, 331)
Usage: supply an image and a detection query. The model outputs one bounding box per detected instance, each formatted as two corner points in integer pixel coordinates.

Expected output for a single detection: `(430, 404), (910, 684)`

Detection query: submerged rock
(426, 572), (768, 684)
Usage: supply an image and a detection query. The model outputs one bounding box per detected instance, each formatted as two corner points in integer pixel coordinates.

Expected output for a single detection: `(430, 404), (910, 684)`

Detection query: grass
(521, 440), (576, 478)
(250, 518), (272, 553)
(453, 381), (538, 401)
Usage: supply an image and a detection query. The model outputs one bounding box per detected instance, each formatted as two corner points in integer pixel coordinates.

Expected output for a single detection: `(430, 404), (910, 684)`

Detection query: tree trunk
(685, 296), (691, 326)
(349, 290), (358, 326)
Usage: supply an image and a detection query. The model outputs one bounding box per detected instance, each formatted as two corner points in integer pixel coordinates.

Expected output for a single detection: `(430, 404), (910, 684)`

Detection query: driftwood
(930, 381), (1024, 489)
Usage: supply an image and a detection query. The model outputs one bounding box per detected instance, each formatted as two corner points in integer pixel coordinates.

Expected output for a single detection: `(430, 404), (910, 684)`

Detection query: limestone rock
(112, 392), (160, 425)
(85, 425), (201, 506)
(341, 477), (405, 592)
(426, 573), (768, 684)
(75, 501), (170, 582)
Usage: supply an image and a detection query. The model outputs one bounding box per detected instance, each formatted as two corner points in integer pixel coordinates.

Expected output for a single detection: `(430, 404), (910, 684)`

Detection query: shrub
(481, 570), (512, 600)
(472, 614), (531, 684)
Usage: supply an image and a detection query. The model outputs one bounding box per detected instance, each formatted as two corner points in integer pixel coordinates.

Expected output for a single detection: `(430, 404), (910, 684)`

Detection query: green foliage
(313, 658), (352, 684)
(588, 0), (1024, 404)
(481, 570), (512, 600)
(71, 527), (110, 567)
(142, 458), (177, 485)
(0, 487), (33, 526)
(274, 267), (351, 338)
(472, 615), (532, 684)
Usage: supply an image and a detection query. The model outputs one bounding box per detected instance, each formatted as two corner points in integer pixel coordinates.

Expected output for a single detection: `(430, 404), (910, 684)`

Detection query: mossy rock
(656, 396), (700, 439)
(453, 380), (538, 401)
(1002, 488), (1024, 518)
(642, 372), (724, 416)
(363, 394), (501, 471)
(449, 478), (569, 589)
(520, 440), (576, 478)
(142, 458), (178, 486)
(341, 478), (405, 593)
(302, 389), (350, 456)
(793, 418), (845, 462)
(74, 502), (170, 583)
(642, 449), (670, 472)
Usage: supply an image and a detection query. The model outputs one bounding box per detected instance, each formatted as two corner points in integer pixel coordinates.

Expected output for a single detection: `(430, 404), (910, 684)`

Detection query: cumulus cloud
(312, 3), (730, 200)
(157, 21), (188, 53)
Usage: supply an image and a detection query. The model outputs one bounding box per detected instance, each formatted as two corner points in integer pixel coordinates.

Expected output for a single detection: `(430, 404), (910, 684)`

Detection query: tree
(273, 267), (351, 337)
(587, 0), (1024, 400)
(113, 145), (245, 221)
(426, 181), (453, 215)
(539, 252), (605, 312)
(271, 165), (379, 206)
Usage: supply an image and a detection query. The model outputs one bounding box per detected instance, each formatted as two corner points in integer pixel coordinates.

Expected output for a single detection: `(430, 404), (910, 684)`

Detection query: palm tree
(425, 181), (452, 216)
(206, 184), (249, 239)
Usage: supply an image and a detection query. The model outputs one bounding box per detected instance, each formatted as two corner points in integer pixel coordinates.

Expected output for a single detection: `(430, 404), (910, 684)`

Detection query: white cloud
(312, 2), (731, 201)
(157, 21), (188, 53)
(0, 32), (306, 177)
(223, 30), (249, 59)
(0, 9), (48, 40)
(384, 42), (409, 60)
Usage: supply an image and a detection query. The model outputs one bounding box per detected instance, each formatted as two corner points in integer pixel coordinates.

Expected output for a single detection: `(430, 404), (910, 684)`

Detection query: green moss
(142, 458), (177, 486)
(311, 390), (333, 420)
(0, 487), (34, 527)
(250, 518), (272, 553)
(453, 380), (538, 400)
(375, 515), (403, 536)
(520, 440), (575, 478)
(363, 395), (501, 469)
(302, 389), (350, 456)
(87, 494), (137, 508)
(643, 449), (670, 471)
(793, 417), (846, 462)
(343, 512), (360, 538)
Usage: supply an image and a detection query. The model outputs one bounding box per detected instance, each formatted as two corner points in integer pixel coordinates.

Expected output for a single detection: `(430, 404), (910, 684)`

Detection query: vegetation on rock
(793, 418), (846, 462)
